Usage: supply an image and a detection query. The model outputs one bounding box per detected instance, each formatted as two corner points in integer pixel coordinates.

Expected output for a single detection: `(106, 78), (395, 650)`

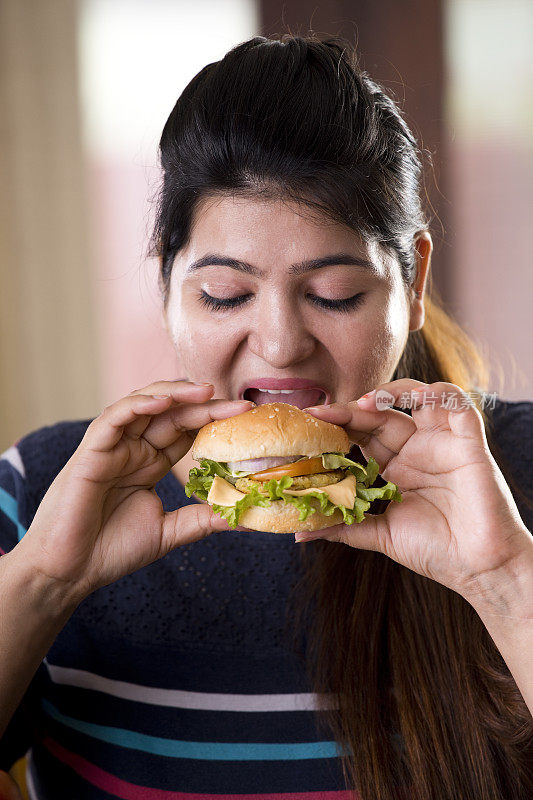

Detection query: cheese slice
(206, 473), (357, 509)
(207, 475), (247, 505)
(284, 473), (357, 508)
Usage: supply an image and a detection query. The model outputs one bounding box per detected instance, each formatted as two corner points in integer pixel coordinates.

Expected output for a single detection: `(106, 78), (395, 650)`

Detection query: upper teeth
(258, 389), (295, 394)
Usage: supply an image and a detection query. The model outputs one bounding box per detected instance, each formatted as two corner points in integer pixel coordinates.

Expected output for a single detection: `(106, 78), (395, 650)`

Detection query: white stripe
(0, 446), (25, 478)
(44, 660), (338, 712)
(26, 752), (39, 800)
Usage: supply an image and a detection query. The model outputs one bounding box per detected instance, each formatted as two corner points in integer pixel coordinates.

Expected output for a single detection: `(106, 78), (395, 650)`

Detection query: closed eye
(198, 291), (365, 313)
(307, 293), (365, 312)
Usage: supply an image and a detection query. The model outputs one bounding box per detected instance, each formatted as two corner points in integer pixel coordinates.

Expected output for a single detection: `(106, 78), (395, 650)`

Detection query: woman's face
(165, 195), (424, 409)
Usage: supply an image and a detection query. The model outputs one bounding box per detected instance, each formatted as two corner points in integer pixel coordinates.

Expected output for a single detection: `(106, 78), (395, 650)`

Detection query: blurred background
(1, 0), (532, 452)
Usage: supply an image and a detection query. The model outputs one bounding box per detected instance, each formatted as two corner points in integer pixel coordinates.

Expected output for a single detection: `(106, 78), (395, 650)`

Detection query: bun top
(192, 402), (349, 462)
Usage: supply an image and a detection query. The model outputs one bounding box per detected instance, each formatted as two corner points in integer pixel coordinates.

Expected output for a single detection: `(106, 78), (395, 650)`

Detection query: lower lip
(243, 388), (328, 408)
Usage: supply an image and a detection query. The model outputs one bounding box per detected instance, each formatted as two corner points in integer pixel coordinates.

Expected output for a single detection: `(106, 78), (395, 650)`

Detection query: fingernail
(294, 531), (322, 542)
(356, 389), (376, 403)
(192, 381), (213, 386)
(304, 403), (332, 411)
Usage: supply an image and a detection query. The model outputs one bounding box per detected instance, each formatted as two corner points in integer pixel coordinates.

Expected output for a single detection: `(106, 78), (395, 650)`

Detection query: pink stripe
(0, 546), (6, 555)
(43, 737), (357, 800)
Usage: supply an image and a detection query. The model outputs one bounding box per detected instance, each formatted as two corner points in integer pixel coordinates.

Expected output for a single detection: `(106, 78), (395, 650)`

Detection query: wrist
(3, 544), (85, 617)
(0, 546), (82, 741)
(463, 526), (533, 620)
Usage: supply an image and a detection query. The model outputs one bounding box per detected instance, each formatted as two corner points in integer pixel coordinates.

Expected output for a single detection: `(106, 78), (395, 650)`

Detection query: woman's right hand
(14, 381), (253, 601)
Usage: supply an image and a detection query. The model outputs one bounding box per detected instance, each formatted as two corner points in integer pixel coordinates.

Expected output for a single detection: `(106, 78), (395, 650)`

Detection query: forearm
(0, 544), (82, 740)
(466, 530), (533, 718)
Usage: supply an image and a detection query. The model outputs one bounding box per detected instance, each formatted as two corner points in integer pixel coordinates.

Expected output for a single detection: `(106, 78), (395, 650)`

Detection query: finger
(83, 394), (175, 452)
(357, 379), (487, 442)
(126, 382), (256, 443)
(160, 500), (232, 553)
(128, 379), (213, 398)
(145, 398), (256, 463)
(125, 381), (215, 439)
(303, 401), (415, 472)
(84, 383), (244, 454)
(304, 378), (486, 471)
(294, 512), (389, 556)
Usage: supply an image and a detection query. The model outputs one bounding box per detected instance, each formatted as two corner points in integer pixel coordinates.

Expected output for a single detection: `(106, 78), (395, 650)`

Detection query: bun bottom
(235, 498), (345, 534)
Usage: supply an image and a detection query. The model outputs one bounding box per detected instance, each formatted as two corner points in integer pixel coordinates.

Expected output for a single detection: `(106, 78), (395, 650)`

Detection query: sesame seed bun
(191, 402), (349, 462)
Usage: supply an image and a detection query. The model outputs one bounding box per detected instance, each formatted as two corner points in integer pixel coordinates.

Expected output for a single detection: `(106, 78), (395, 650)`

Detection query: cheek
(339, 295), (408, 387)
(165, 288), (208, 373)
(166, 294), (244, 378)
(375, 299), (407, 355)
(371, 293), (410, 377)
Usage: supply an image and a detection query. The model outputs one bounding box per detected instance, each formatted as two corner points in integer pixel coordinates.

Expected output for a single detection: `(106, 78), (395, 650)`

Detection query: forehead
(179, 194), (366, 258)
(171, 193), (398, 282)
(190, 194), (356, 243)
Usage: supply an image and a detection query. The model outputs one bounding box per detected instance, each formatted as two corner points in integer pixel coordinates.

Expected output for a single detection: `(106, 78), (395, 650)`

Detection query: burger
(184, 402), (402, 534)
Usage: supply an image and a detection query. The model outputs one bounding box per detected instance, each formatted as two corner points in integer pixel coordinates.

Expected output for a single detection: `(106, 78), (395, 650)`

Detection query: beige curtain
(0, 0), (99, 452)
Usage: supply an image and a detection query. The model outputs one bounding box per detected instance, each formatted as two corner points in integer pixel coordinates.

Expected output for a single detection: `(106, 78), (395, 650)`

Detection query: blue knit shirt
(0, 398), (531, 799)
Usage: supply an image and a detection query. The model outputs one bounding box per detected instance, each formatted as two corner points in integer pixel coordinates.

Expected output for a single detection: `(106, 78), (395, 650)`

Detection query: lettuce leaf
(185, 456), (252, 499)
(356, 481), (402, 503)
(211, 485), (272, 528)
(321, 452), (368, 483)
(281, 490), (371, 525)
(321, 452), (381, 487)
(184, 453), (402, 528)
(185, 459), (225, 500)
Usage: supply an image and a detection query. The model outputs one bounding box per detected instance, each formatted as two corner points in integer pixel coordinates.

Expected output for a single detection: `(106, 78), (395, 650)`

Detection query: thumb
(161, 502), (231, 552)
(0, 772), (24, 800)
(294, 512), (388, 553)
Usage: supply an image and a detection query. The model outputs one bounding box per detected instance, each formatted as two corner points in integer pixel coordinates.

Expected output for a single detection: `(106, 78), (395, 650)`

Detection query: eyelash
(198, 291), (365, 313)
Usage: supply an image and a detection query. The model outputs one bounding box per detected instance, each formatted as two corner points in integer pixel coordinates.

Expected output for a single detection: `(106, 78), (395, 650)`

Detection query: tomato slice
(250, 456), (330, 481)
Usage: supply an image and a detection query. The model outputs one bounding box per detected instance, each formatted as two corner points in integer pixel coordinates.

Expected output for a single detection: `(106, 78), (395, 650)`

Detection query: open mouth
(242, 388), (327, 409)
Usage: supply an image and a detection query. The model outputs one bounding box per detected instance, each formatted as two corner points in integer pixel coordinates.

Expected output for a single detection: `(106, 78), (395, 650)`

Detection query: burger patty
(235, 469), (345, 495)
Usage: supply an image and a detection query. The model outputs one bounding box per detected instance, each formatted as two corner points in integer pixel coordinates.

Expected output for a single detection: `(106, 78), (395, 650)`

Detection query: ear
(408, 231), (432, 332)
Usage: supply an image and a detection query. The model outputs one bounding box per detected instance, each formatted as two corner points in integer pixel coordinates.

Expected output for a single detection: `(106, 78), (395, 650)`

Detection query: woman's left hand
(299, 379), (533, 606)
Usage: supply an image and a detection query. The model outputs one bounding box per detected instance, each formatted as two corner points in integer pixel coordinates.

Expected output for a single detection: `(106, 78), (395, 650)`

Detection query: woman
(1, 35), (532, 800)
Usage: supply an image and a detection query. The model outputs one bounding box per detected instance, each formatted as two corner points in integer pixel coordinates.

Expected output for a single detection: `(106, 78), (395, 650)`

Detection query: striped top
(1, 400), (532, 798)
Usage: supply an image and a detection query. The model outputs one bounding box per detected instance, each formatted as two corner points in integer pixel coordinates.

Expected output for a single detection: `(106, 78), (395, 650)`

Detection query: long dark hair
(150, 35), (533, 799)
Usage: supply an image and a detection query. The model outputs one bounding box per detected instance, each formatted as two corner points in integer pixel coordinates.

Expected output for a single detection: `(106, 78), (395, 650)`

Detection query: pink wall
(449, 140), (533, 401)
(88, 161), (179, 407)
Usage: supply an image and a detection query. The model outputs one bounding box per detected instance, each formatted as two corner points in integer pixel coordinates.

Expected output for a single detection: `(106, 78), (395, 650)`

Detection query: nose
(246, 289), (316, 368)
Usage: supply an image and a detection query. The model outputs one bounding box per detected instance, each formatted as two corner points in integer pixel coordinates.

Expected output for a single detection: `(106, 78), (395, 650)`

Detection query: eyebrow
(186, 252), (380, 277)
